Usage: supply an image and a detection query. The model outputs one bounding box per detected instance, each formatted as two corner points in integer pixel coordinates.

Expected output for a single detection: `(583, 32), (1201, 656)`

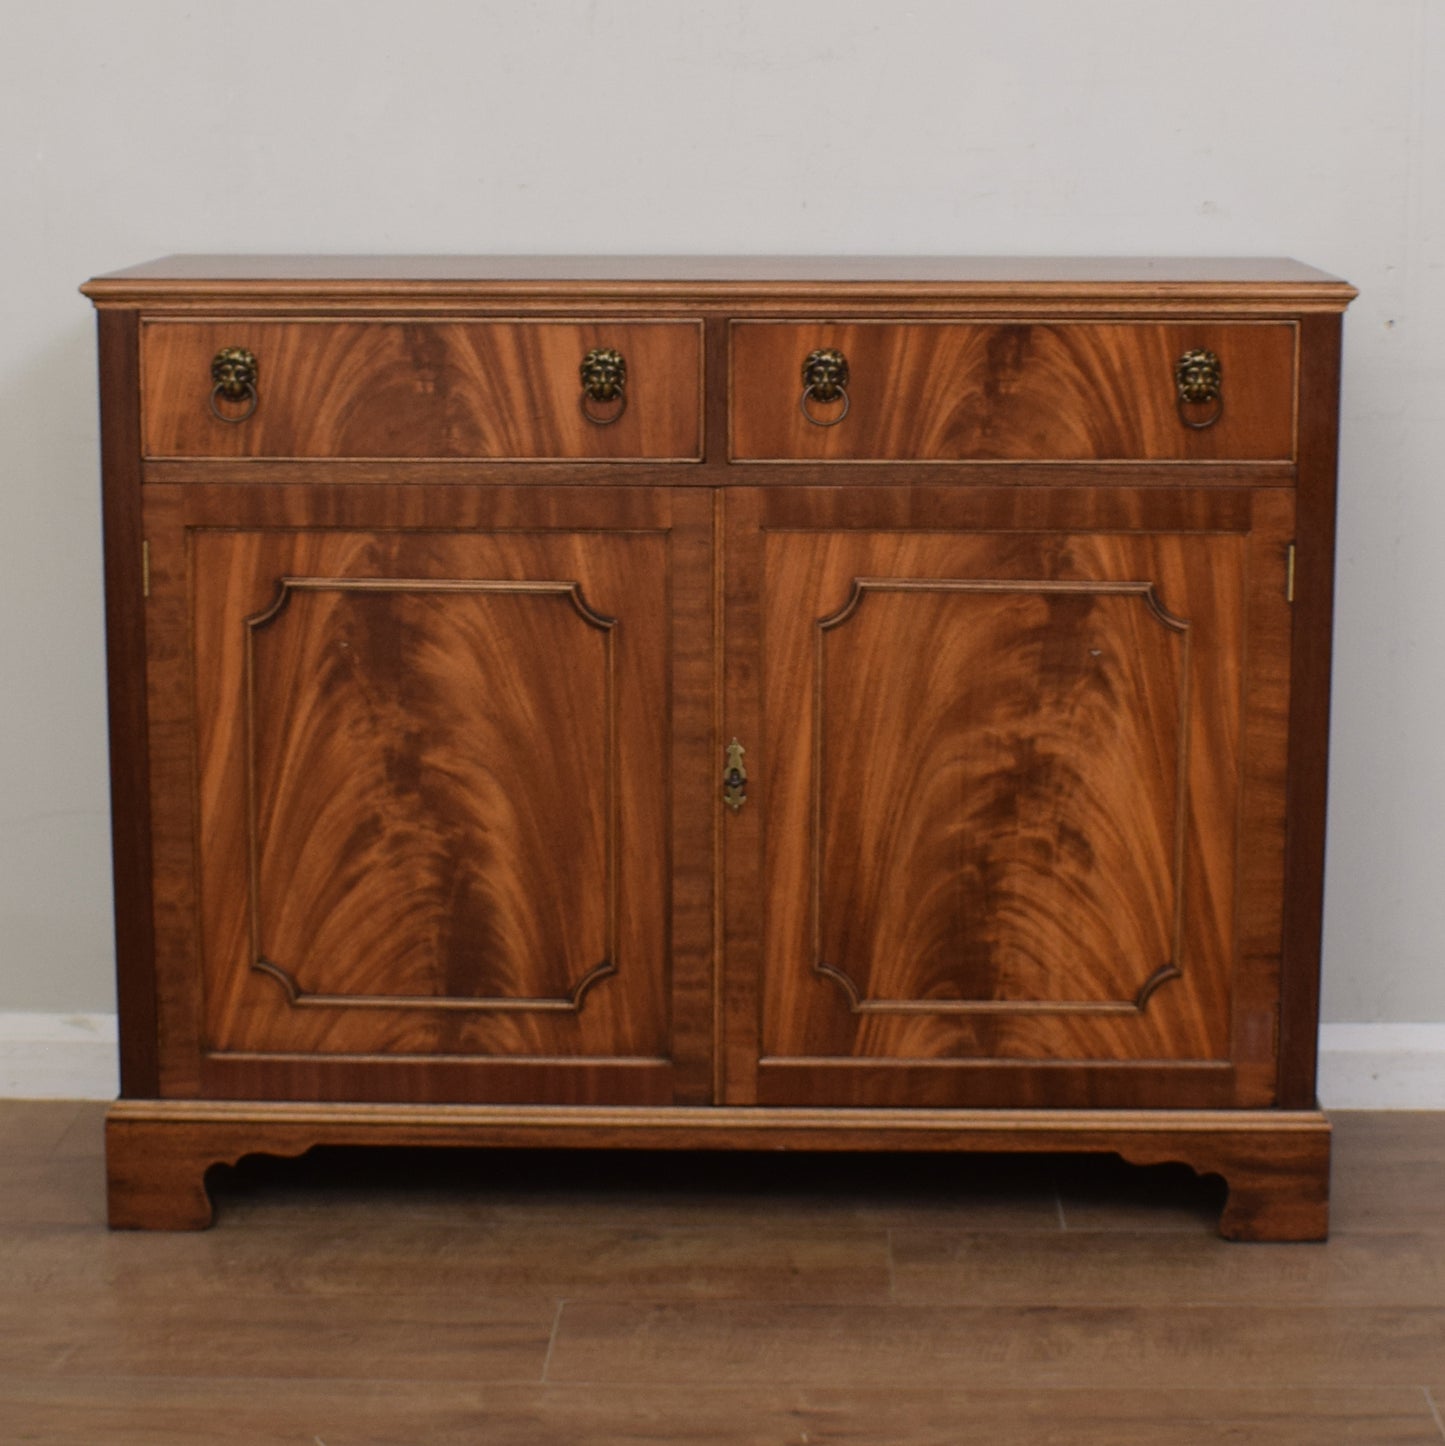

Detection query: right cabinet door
(723, 485), (1295, 1110)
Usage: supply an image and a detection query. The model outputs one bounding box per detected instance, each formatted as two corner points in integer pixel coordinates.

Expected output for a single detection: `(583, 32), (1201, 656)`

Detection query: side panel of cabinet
(142, 483), (714, 1105)
(722, 486), (1294, 1110)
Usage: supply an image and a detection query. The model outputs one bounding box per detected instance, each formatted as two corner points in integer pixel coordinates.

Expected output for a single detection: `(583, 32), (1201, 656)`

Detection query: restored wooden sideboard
(82, 257), (1354, 1237)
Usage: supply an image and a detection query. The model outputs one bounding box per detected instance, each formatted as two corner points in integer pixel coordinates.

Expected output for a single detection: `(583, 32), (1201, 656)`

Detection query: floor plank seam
(422, 1380), (1445, 1397)
(8, 1105), (1445, 1431)
(540, 1299), (565, 1384)
(1425, 1386), (1445, 1441)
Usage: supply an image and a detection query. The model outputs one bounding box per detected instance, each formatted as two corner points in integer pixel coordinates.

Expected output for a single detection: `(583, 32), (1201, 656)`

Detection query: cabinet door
(143, 484), (713, 1105)
(722, 486), (1294, 1110)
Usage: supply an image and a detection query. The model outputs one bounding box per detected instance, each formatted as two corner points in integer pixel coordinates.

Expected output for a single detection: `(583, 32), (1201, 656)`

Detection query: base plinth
(105, 1101), (1331, 1241)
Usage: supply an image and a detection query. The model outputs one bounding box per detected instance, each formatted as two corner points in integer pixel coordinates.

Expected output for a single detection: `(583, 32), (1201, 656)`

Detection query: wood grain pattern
(3, 1220), (895, 1309)
(83, 255), (1357, 319)
(142, 484), (714, 1104)
(242, 575), (619, 1015)
(104, 1100), (1330, 1239)
(138, 455), (1300, 490)
(94, 309), (159, 1097)
(730, 321), (1296, 461)
(889, 1229), (1445, 1307)
(719, 487), (765, 1106)
(545, 1300), (1445, 1389)
(1279, 313), (1346, 1107)
(0, 1276), (554, 1384)
(12, 1106), (1445, 1443)
(196, 528), (657, 1059)
(5, 1382), (1439, 1446)
(812, 578), (1191, 1018)
(141, 320), (702, 459)
(87, 259), (1350, 1241)
(1330, 1112), (1445, 1235)
(728, 485), (1293, 1108)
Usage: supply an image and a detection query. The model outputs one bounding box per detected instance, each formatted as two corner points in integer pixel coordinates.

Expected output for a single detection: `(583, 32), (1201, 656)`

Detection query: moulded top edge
(80, 255), (1358, 310)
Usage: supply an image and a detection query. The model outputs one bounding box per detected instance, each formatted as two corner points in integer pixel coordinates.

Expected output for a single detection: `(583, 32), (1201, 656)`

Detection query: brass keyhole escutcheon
(723, 738), (748, 812)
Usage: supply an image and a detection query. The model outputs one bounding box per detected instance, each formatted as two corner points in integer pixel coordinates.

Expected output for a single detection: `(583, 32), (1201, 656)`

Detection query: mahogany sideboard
(82, 256), (1355, 1237)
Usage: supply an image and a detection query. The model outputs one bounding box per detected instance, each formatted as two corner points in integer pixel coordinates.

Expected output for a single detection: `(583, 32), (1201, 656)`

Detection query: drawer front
(141, 320), (703, 460)
(730, 321), (1296, 462)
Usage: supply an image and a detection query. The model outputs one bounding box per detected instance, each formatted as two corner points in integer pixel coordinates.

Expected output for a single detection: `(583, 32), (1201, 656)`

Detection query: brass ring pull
(209, 347), (259, 424)
(580, 347), (627, 426)
(1178, 394), (1223, 430)
(580, 390), (626, 426)
(800, 347), (850, 428)
(1175, 348), (1223, 431)
(800, 383), (850, 427)
(208, 380), (258, 423)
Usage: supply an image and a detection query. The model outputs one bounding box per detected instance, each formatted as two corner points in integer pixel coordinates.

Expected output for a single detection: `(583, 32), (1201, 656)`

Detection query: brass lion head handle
(800, 348), (850, 427)
(209, 346), (259, 423)
(580, 347), (627, 425)
(1175, 348), (1222, 430)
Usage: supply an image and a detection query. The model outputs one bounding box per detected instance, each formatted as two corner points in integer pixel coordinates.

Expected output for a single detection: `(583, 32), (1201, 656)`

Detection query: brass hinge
(142, 540), (150, 599)
(1286, 543), (1296, 604)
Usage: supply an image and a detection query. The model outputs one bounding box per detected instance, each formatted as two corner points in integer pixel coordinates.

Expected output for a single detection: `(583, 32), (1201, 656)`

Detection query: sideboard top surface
(82, 255), (1356, 314)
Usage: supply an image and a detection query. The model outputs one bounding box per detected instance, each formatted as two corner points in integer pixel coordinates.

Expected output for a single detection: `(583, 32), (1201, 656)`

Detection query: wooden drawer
(141, 320), (703, 460)
(729, 321), (1296, 462)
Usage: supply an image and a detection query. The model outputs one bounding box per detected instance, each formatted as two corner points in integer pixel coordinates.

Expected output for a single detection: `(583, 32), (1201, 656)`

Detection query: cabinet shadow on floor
(201, 1143), (1225, 1233)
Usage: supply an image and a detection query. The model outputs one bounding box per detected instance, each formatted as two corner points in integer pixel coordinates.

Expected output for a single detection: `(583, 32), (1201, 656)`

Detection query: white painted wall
(1, 0), (1440, 1022)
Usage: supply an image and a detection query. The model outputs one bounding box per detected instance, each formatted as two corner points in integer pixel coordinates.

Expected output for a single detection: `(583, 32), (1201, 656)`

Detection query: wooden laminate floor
(1, 1104), (1443, 1443)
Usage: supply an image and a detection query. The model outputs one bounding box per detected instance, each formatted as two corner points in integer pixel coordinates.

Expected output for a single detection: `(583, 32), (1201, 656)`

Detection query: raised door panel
(813, 578), (1191, 1021)
(723, 486), (1293, 1109)
(220, 557), (624, 1032)
(143, 484), (713, 1105)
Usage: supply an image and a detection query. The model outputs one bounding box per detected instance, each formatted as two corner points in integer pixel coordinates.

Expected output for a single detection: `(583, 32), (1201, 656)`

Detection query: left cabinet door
(141, 483), (714, 1105)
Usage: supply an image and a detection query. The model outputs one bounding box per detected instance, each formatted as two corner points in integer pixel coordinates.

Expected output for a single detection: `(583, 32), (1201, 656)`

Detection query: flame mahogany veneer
(83, 257), (1355, 1238)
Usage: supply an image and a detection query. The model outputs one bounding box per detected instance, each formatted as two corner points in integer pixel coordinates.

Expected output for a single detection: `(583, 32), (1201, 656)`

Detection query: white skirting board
(0, 1014), (1443, 1107)
(1315, 1024), (1445, 1110)
(0, 1014), (118, 1100)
